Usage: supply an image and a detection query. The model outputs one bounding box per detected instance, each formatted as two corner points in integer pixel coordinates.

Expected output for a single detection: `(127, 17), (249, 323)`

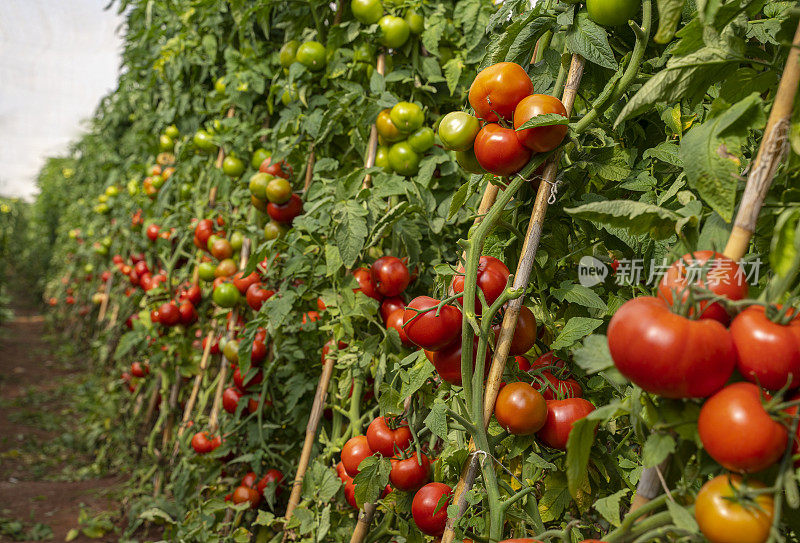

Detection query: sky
(0, 0), (124, 200)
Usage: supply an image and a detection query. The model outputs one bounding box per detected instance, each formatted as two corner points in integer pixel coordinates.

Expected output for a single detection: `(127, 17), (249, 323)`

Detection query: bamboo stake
(172, 328), (217, 459)
(632, 20), (800, 513)
(97, 273), (114, 322)
(302, 145), (316, 193)
(440, 54), (587, 543)
(350, 503), (377, 543)
(361, 54), (387, 190)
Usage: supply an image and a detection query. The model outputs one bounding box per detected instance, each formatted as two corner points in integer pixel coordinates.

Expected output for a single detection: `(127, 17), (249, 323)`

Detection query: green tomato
(353, 42), (374, 63)
(407, 127), (435, 153)
(213, 282), (241, 308)
(351, 0), (383, 24)
(390, 101), (424, 133)
(249, 172), (271, 200)
(94, 203), (109, 214)
(179, 183), (193, 200)
(281, 87), (298, 106)
(158, 134), (174, 152)
(84, 264), (94, 274)
(198, 262), (216, 282)
(193, 129), (217, 153)
(279, 40), (300, 67)
(127, 179), (139, 196)
(101, 236), (113, 248)
(375, 145), (392, 172)
(105, 185), (119, 197)
(265, 177), (292, 204)
(230, 231), (245, 252)
(264, 221), (286, 241)
(151, 175), (165, 189)
(296, 41), (327, 71)
(388, 142), (421, 176)
(252, 148), (270, 169)
(378, 15), (410, 49)
(404, 10), (424, 34)
(586, 0), (641, 26)
(438, 111), (481, 151)
(165, 124), (179, 139)
(214, 77), (226, 93)
(223, 339), (239, 363)
(222, 155), (245, 178)
(455, 148), (486, 174)
(97, 194), (109, 203)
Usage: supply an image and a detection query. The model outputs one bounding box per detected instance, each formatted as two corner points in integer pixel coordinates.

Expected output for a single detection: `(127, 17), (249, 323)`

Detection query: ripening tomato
(371, 256), (410, 296)
(221, 155), (245, 178)
(343, 476), (357, 508)
(251, 337), (268, 365)
(179, 283), (202, 305)
(257, 469), (284, 497)
(265, 177), (292, 204)
(495, 382), (547, 435)
(366, 417), (412, 457)
(657, 251), (748, 325)
(246, 282), (275, 311)
(341, 435), (374, 477)
(407, 127), (435, 153)
(231, 485), (261, 508)
(266, 193), (303, 224)
(386, 308), (411, 346)
(403, 296), (462, 351)
(232, 271), (260, 295)
(608, 297), (736, 398)
(210, 238), (234, 261)
(376, 109), (404, 142)
(695, 474), (773, 543)
(241, 472), (258, 489)
(390, 453), (430, 491)
(222, 387), (243, 414)
(431, 334), (490, 386)
(731, 305), (800, 390)
(537, 398), (595, 450)
(513, 94), (569, 152)
(388, 142), (421, 176)
(451, 256), (509, 314)
(353, 267), (382, 300)
(390, 102), (424, 134)
(474, 124), (532, 176)
(493, 305), (537, 356)
(259, 157), (293, 179)
(437, 111), (481, 152)
(411, 482), (452, 536)
(698, 382), (787, 473)
(380, 296), (406, 323)
(233, 367), (264, 392)
(468, 62), (533, 122)
(131, 361), (150, 378)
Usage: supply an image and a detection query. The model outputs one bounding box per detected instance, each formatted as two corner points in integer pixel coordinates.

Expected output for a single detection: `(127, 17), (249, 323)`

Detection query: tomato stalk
(602, 494), (669, 542)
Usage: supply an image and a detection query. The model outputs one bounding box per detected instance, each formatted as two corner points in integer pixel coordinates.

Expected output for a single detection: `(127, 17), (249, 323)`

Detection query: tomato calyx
(764, 303), (800, 326)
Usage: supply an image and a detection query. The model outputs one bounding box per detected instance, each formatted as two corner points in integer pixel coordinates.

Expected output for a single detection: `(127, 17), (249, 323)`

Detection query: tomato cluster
(228, 468), (285, 509)
(438, 62), (569, 177)
(353, 255), (415, 344)
(248, 155), (303, 239)
(375, 102), (436, 177)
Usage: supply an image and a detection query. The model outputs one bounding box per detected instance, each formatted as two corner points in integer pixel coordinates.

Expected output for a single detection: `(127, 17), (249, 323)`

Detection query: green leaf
(565, 12), (618, 70)
(681, 93), (765, 221)
(334, 200), (368, 267)
(505, 16), (555, 66)
(565, 199), (695, 239)
(325, 244), (343, 275)
(254, 511), (276, 526)
(572, 334), (615, 374)
(643, 141), (683, 167)
(378, 382), (403, 415)
(443, 59), (464, 96)
(424, 401), (449, 440)
(317, 505), (331, 542)
(400, 357), (435, 400)
(551, 318), (603, 350)
(566, 417), (599, 498)
(421, 14), (446, 56)
(593, 489), (630, 527)
(616, 46), (741, 125)
(654, 0), (686, 43)
(770, 209), (800, 279)
(552, 282), (607, 311)
(515, 113), (570, 131)
(667, 500), (700, 531)
(642, 432), (676, 468)
(353, 455), (391, 507)
(448, 174), (482, 220)
(539, 473), (571, 522)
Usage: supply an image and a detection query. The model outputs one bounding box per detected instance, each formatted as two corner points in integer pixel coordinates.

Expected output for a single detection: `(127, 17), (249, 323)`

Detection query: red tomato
(222, 387), (243, 414)
(494, 305), (537, 356)
(731, 305), (800, 390)
(403, 296), (462, 351)
(257, 469), (284, 496)
(178, 301), (198, 326)
(608, 296), (736, 398)
(371, 256), (410, 297)
(179, 283), (202, 305)
(231, 485), (261, 508)
(246, 282), (275, 311)
(251, 337), (268, 365)
(513, 94), (569, 152)
(431, 334), (490, 386)
(528, 351), (567, 372)
(657, 250), (748, 325)
(191, 431), (215, 454)
(495, 382), (547, 435)
(451, 256), (510, 314)
(698, 382), (787, 473)
(130, 361), (149, 378)
(146, 224), (160, 241)
(301, 311), (319, 328)
(233, 367), (264, 392)
(233, 271), (260, 295)
(317, 297), (326, 311)
(259, 157), (293, 179)
(343, 477), (357, 508)
(389, 453), (430, 491)
(241, 472), (258, 488)
(473, 124), (532, 177)
(533, 372), (583, 401)
(468, 62), (533, 122)
(266, 193), (303, 224)
(537, 398), (595, 450)
(353, 267), (383, 300)
(341, 435), (374, 477)
(380, 295), (406, 323)
(411, 482), (452, 536)
(366, 417), (412, 457)
(386, 308), (411, 346)
(158, 302), (180, 327)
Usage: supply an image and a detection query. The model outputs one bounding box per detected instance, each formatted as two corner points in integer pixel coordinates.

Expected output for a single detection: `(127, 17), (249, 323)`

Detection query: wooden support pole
(361, 54), (387, 190)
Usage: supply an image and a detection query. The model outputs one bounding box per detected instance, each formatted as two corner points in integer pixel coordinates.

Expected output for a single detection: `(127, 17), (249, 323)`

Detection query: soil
(0, 292), (129, 542)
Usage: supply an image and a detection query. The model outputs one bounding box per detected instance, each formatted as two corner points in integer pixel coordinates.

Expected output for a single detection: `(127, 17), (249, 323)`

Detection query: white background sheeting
(0, 0), (123, 200)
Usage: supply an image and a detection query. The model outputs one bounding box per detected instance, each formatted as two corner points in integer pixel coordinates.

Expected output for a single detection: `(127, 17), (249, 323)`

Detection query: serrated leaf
(654, 0), (686, 43)
(443, 59), (464, 96)
(515, 113), (569, 131)
(572, 334), (615, 374)
(448, 174), (482, 220)
(551, 317), (603, 350)
(566, 417), (599, 498)
(593, 489), (630, 527)
(334, 201), (368, 267)
(644, 141), (683, 167)
(422, 14), (446, 56)
(325, 244), (343, 275)
(552, 282), (607, 311)
(642, 432), (676, 468)
(353, 455), (391, 507)
(565, 12), (618, 70)
(400, 357), (435, 400)
(424, 401), (449, 440)
(565, 199), (694, 240)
